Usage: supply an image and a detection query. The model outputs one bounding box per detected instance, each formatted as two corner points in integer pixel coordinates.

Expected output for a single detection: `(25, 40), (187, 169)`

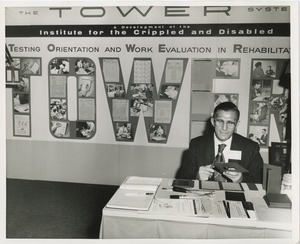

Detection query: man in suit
(178, 102), (263, 183)
(257, 128), (268, 145)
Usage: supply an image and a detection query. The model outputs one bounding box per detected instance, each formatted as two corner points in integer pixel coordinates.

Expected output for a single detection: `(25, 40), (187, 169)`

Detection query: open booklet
(106, 176), (162, 211)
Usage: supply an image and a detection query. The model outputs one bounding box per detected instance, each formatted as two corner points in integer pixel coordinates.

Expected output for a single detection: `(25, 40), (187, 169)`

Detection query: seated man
(177, 102), (263, 183)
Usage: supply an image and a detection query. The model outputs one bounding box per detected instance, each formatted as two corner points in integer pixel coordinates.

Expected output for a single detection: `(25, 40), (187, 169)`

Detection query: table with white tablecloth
(100, 178), (292, 239)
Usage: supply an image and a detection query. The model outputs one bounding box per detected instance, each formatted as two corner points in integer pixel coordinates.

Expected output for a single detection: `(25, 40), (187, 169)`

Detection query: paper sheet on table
(106, 188), (155, 211)
(200, 181), (220, 190)
(120, 184), (158, 192)
(211, 201), (228, 218)
(149, 199), (198, 216)
(149, 197), (222, 218)
(221, 182), (243, 191)
(227, 201), (248, 219)
(124, 176), (162, 185)
(121, 176), (162, 192)
(252, 198), (291, 223)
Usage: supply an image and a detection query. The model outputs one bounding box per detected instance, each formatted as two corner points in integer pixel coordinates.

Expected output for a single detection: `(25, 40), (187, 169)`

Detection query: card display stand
(99, 57), (188, 143)
(248, 59), (290, 148)
(6, 54), (42, 137)
(48, 57), (96, 139)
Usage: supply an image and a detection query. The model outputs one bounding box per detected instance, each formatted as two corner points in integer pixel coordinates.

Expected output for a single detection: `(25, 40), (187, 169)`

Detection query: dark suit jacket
(177, 133), (264, 183)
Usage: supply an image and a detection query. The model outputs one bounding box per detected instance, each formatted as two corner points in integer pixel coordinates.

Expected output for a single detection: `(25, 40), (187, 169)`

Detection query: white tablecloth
(100, 178), (292, 239)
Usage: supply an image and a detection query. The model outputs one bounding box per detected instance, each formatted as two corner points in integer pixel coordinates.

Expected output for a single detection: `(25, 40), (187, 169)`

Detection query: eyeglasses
(214, 119), (236, 129)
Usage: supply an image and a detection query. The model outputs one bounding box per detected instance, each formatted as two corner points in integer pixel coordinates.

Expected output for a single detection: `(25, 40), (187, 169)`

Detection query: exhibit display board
(6, 5), (290, 149)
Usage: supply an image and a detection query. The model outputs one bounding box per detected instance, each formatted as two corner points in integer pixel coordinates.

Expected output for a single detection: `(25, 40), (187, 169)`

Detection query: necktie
(213, 144), (227, 182)
(216, 144), (226, 163)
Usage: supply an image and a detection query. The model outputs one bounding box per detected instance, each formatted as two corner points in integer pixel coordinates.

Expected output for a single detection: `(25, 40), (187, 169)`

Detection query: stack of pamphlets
(106, 176), (162, 211)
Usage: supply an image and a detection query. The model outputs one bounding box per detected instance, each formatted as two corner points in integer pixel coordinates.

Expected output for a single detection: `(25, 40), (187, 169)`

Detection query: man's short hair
(213, 102), (240, 121)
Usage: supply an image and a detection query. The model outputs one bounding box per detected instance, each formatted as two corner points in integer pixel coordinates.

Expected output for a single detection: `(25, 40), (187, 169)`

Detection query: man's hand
(198, 164), (215, 181)
(223, 168), (243, 183)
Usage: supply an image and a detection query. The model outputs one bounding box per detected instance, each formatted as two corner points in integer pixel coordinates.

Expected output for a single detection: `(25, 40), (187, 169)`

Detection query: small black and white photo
(159, 85), (180, 99)
(50, 99), (67, 120)
(149, 123), (168, 142)
(215, 59), (240, 78)
(250, 79), (272, 101)
(115, 122), (133, 140)
(249, 101), (269, 124)
(75, 58), (95, 75)
(252, 60), (277, 79)
(51, 121), (70, 138)
(130, 98), (154, 117)
(13, 93), (30, 113)
(78, 76), (95, 97)
(213, 93), (238, 108)
(106, 83), (125, 98)
(15, 75), (30, 92)
(20, 57), (41, 75)
(248, 125), (269, 146)
(49, 58), (69, 75)
(130, 83), (153, 99)
(76, 121), (96, 138)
